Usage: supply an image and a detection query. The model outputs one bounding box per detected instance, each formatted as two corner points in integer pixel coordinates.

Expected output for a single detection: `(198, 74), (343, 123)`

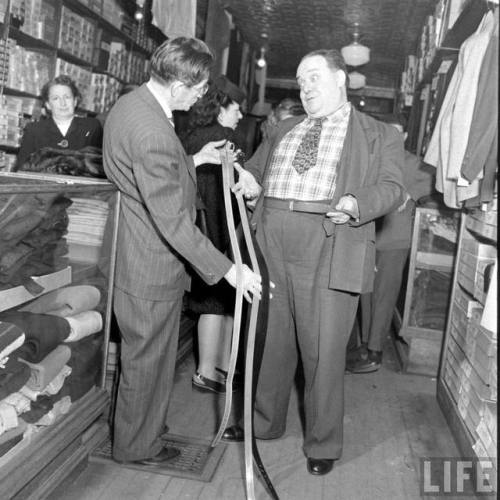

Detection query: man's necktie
(292, 118), (324, 174)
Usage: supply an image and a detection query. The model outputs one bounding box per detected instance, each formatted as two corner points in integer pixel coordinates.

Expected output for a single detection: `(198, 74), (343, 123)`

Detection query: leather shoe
(221, 424), (244, 442)
(132, 446), (180, 466)
(307, 458), (335, 476)
(346, 349), (382, 373)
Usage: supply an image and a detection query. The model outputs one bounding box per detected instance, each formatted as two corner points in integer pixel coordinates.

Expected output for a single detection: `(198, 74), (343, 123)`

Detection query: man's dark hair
(41, 75), (81, 104)
(150, 37), (214, 87)
(300, 49), (350, 88)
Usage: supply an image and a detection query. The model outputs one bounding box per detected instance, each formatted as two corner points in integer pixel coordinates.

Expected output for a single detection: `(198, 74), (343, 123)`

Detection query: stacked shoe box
(58, 6), (96, 64)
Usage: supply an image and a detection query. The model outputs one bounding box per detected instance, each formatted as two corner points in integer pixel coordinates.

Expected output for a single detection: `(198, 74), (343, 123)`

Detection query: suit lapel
(335, 109), (375, 199)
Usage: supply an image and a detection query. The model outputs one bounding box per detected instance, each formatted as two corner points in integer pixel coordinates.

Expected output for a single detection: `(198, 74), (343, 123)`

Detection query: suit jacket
(246, 106), (404, 294)
(103, 84), (232, 300)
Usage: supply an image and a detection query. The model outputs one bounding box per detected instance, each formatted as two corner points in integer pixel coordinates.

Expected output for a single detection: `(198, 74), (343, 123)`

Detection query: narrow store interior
(0, 0), (497, 499)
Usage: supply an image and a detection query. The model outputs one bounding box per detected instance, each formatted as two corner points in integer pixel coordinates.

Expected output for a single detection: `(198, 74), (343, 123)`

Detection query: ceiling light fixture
(256, 46), (267, 68)
(135, 0), (144, 21)
(348, 71), (366, 89)
(341, 22), (370, 66)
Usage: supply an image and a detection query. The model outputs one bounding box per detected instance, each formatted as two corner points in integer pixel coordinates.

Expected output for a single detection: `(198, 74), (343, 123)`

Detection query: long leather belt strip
(235, 176), (280, 500)
(214, 144), (280, 500)
(212, 145), (244, 448)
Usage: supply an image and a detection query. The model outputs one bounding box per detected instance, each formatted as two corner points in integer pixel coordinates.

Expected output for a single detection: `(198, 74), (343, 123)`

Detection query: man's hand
(232, 167), (262, 200)
(224, 264), (262, 303)
(397, 192), (411, 212)
(193, 139), (227, 166)
(326, 195), (359, 224)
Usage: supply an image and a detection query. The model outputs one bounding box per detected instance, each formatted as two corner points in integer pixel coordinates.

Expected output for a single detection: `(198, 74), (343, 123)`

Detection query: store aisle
(53, 338), (462, 500)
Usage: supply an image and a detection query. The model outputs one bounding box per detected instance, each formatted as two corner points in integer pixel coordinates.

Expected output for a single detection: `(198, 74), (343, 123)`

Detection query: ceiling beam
(266, 77), (396, 99)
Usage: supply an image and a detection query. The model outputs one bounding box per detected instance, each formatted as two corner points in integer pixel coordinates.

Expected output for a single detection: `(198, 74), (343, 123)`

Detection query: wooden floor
(52, 337), (464, 500)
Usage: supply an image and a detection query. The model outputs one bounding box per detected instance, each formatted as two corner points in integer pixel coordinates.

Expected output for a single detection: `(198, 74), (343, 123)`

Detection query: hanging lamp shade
(341, 23), (370, 66)
(348, 71), (366, 89)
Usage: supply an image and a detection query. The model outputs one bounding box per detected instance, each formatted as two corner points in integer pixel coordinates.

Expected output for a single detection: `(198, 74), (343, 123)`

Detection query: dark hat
(213, 75), (246, 104)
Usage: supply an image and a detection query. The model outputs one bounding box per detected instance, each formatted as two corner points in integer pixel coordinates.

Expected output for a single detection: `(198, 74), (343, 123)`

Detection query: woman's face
(218, 101), (243, 130)
(45, 84), (77, 121)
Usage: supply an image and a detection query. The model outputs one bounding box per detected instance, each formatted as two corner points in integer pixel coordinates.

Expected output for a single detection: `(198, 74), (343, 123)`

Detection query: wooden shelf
(0, 388), (109, 497)
(8, 26), (56, 51)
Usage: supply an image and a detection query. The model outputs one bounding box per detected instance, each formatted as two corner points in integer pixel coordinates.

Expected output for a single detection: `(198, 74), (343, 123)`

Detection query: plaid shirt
(264, 102), (351, 200)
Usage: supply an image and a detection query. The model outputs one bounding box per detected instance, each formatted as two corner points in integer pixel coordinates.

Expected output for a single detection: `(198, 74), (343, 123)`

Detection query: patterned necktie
(292, 118), (324, 174)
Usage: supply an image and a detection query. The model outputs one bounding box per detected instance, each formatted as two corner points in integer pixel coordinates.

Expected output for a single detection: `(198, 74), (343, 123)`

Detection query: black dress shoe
(347, 349), (383, 373)
(132, 446), (180, 466)
(221, 424), (244, 442)
(307, 458), (335, 475)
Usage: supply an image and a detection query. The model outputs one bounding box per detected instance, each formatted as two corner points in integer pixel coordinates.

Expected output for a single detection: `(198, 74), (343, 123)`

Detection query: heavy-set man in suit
(223, 49), (404, 476)
(103, 37), (262, 466)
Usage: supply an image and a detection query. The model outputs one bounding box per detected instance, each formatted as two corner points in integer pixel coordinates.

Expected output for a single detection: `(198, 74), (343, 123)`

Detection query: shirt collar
(306, 101), (351, 124)
(146, 79), (174, 123)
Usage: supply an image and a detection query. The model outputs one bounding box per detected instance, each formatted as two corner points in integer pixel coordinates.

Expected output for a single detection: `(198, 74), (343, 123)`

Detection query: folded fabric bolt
(21, 395), (54, 424)
(65, 311), (103, 342)
(0, 322), (25, 362)
(0, 312), (70, 363)
(36, 396), (72, 426)
(1, 392), (31, 414)
(42, 365), (72, 396)
(19, 345), (72, 392)
(0, 401), (18, 435)
(20, 285), (101, 317)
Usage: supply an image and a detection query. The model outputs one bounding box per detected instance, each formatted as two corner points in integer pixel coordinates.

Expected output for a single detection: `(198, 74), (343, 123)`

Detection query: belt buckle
(288, 200), (294, 211)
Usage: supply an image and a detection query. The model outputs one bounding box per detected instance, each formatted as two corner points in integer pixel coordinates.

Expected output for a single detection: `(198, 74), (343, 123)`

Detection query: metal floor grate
(90, 433), (227, 482)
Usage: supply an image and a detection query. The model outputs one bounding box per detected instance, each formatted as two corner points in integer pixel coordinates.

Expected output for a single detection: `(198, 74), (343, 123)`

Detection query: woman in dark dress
(16, 75), (103, 169)
(181, 75), (246, 394)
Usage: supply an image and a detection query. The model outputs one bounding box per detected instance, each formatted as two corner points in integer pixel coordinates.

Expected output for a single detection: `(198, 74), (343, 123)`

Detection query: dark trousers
(112, 287), (182, 461)
(253, 208), (359, 459)
(359, 248), (409, 352)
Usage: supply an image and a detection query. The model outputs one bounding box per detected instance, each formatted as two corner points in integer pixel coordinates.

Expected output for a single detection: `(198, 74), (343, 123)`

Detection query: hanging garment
(424, 10), (496, 208)
(151, 0), (196, 38)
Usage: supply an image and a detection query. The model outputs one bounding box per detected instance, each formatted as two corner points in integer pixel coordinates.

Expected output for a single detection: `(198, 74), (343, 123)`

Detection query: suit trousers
(112, 287), (182, 461)
(359, 248), (409, 352)
(254, 207), (359, 459)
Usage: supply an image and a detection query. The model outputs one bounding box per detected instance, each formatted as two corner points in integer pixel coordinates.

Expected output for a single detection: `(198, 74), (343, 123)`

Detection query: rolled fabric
(0, 321), (25, 362)
(42, 365), (72, 396)
(65, 311), (103, 342)
(0, 312), (70, 363)
(19, 345), (72, 392)
(19, 285), (101, 317)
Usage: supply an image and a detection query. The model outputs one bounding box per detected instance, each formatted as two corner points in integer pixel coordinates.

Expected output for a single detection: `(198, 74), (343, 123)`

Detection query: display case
(0, 172), (118, 498)
(395, 205), (460, 376)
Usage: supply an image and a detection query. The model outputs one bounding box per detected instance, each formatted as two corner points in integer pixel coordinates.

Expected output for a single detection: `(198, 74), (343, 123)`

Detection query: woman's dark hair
(186, 85), (236, 131)
(150, 37), (213, 86)
(41, 75), (81, 104)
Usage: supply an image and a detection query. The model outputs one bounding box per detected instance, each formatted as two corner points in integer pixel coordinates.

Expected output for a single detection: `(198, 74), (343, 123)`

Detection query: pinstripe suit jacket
(103, 84), (232, 300)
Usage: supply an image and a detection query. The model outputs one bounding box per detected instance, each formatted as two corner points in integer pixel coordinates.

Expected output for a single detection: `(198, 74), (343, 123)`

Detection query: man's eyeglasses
(185, 81), (209, 97)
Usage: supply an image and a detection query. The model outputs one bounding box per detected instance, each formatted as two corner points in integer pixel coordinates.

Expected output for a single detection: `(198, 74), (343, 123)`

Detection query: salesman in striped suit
(103, 37), (262, 466)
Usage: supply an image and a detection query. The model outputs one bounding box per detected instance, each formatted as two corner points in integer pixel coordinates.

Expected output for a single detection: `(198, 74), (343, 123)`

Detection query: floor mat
(90, 433), (227, 482)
